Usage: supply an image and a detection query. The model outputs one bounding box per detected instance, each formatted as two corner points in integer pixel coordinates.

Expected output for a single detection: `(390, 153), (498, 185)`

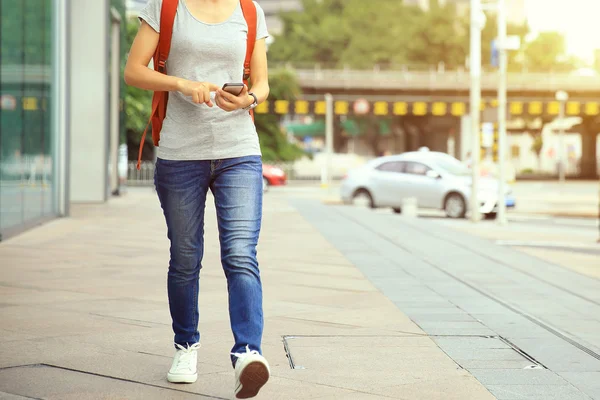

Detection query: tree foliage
(521, 32), (579, 72)
(255, 69), (306, 162)
(268, 0), (575, 72)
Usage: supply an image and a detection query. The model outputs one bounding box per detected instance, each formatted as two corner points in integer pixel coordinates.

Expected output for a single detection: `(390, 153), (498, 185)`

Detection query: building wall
(69, 0), (110, 203)
(0, 0), (55, 237)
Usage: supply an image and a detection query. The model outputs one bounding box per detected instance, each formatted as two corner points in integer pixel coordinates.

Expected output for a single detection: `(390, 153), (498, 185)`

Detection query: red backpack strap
(240, 0), (257, 86)
(137, 0), (179, 170)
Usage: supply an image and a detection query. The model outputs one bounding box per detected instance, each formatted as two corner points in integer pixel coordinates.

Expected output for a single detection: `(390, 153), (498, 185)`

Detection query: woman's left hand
(215, 85), (253, 112)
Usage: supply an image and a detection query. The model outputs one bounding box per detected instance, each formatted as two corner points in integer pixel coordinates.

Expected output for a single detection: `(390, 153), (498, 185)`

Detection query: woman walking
(124, 0), (270, 397)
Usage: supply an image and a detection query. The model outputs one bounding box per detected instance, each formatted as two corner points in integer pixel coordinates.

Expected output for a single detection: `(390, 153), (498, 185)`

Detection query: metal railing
(127, 162), (155, 186)
(271, 64), (600, 92)
(126, 161), (345, 185)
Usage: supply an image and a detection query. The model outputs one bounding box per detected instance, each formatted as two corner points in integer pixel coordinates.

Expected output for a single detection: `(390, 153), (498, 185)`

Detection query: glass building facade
(0, 1), (55, 238)
(0, 0), (126, 240)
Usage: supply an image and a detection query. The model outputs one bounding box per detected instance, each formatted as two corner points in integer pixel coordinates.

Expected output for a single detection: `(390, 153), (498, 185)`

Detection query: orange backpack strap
(137, 0), (179, 170)
(240, 0), (257, 120)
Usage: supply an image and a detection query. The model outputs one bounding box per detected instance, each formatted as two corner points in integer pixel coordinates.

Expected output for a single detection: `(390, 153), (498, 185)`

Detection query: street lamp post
(555, 90), (569, 183)
(470, 0), (484, 222)
(496, 0), (508, 225)
(323, 93), (334, 188)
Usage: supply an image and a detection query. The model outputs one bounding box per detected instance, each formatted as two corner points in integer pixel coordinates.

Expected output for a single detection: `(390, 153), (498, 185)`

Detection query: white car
(340, 151), (515, 218)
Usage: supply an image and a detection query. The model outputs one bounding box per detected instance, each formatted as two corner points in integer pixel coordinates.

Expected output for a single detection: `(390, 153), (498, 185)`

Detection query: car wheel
(352, 189), (374, 209)
(444, 193), (466, 219)
(262, 177), (269, 193)
(484, 212), (497, 220)
(393, 208), (402, 214)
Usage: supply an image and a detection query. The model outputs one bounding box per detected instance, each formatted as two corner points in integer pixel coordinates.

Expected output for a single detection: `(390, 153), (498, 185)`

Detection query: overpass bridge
(265, 67), (600, 118)
(264, 67), (600, 178)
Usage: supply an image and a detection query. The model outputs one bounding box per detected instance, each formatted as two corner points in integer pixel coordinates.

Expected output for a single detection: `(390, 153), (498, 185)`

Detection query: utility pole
(556, 90), (569, 183)
(470, 0), (483, 222)
(496, 0), (508, 225)
(323, 93), (334, 188)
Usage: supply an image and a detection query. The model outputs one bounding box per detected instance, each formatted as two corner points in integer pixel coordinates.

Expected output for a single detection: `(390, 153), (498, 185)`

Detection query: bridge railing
(271, 63), (600, 92)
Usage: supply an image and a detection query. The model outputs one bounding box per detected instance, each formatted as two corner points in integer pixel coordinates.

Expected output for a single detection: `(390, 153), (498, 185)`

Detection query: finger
(206, 82), (220, 92)
(217, 95), (233, 111)
(215, 95), (226, 110)
(240, 85), (249, 96)
(202, 87), (211, 105)
(192, 90), (200, 104)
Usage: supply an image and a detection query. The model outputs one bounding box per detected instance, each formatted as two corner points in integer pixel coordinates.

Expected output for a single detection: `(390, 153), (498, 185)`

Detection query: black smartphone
(222, 83), (244, 96)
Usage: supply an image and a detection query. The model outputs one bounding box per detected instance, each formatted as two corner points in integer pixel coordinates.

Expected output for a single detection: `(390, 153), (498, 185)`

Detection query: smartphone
(222, 83), (244, 96)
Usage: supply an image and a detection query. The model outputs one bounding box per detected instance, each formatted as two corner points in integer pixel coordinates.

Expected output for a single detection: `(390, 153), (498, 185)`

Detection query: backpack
(136, 0), (258, 169)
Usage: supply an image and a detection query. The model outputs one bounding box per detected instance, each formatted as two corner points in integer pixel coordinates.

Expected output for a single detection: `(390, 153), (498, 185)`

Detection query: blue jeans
(154, 156), (264, 363)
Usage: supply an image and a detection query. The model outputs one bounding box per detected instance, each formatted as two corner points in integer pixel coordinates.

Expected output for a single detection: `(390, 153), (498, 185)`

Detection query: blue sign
(491, 39), (499, 68)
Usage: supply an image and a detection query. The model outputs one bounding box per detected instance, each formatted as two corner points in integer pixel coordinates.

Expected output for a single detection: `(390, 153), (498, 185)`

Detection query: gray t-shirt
(138, 0), (268, 161)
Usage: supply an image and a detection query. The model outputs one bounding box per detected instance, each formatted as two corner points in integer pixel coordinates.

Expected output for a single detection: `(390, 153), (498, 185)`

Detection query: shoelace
(174, 343), (201, 370)
(231, 344), (259, 361)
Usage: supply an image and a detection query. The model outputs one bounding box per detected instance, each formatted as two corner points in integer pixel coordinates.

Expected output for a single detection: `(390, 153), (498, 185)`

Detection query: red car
(262, 164), (287, 191)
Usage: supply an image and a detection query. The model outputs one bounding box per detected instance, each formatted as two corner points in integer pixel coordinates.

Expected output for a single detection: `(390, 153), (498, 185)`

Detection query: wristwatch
(244, 93), (258, 111)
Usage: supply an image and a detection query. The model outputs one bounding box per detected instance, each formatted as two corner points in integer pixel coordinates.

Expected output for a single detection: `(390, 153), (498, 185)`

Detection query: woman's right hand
(176, 80), (219, 107)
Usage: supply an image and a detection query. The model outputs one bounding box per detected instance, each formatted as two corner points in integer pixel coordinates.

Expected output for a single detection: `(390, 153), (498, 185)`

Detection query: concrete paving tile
(0, 329), (41, 343)
(486, 384), (591, 400)
(49, 350), (231, 384)
(279, 307), (419, 332)
(281, 336), (487, 395)
(415, 326), (496, 336)
(438, 348), (527, 361)
(312, 392), (392, 400)
(507, 338), (600, 372)
(468, 368), (568, 385)
(433, 337), (511, 349)
(0, 286), (109, 307)
(453, 359), (537, 369)
(253, 375), (357, 400)
(377, 375), (496, 399)
(0, 365), (211, 400)
(0, 392), (36, 400)
(286, 335), (432, 349)
(410, 313), (478, 322)
(400, 306), (466, 314)
(559, 372), (600, 399)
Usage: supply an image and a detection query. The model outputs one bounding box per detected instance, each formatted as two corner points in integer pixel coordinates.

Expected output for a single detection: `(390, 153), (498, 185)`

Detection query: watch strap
(244, 93), (258, 111)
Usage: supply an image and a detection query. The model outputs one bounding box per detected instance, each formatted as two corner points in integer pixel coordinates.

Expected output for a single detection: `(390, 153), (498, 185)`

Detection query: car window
(375, 161), (405, 173)
(405, 162), (431, 176)
(432, 154), (470, 176)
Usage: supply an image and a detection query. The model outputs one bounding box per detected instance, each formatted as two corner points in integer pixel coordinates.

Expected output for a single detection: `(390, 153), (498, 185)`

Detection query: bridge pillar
(580, 116), (599, 179)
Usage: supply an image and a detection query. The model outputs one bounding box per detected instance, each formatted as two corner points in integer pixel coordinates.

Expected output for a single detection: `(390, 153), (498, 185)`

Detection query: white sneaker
(167, 343), (200, 383)
(232, 346), (270, 399)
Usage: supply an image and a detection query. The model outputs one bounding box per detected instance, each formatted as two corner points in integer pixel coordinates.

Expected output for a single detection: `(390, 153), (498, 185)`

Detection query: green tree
(477, 13), (529, 71)
(268, 0), (348, 66)
(530, 133), (543, 171)
(521, 32), (578, 72)
(407, 1), (467, 69)
(338, 0), (421, 68)
(255, 69), (306, 161)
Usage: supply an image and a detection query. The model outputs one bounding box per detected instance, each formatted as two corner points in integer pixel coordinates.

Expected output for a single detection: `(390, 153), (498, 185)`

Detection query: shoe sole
(236, 361), (270, 399)
(167, 372), (197, 384)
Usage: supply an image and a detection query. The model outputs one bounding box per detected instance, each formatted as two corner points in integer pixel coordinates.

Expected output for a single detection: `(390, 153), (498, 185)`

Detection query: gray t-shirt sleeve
(139, 0), (161, 33)
(254, 1), (269, 40)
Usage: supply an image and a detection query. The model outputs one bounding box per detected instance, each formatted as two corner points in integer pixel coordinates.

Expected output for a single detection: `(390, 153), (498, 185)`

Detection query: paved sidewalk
(510, 181), (598, 218)
(0, 189), (493, 399)
(294, 201), (600, 400)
